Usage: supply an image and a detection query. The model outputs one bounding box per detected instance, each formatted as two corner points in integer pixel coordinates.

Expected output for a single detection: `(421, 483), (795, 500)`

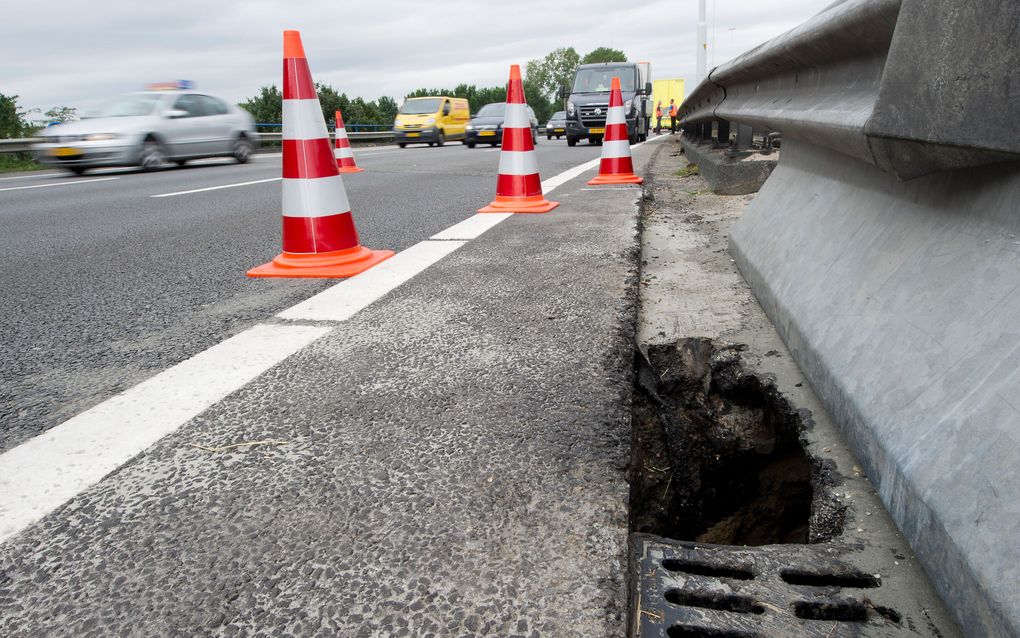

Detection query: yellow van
(393, 97), (470, 147)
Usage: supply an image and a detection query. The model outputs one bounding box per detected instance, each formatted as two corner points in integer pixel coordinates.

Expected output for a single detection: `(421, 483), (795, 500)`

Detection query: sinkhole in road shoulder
(629, 338), (845, 545)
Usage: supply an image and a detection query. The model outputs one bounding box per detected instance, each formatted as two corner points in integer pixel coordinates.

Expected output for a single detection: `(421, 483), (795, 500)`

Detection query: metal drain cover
(631, 534), (910, 637)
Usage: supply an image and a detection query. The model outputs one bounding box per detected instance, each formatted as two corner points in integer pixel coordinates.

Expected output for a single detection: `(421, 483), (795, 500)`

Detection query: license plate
(553, 128), (564, 133)
(51, 147), (81, 157)
(589, 128), (605, 135)
(479, 131), (495, 137)
(406, 133), (420, 138)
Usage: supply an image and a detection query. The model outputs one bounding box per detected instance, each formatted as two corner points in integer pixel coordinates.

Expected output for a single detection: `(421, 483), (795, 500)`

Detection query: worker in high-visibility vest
(654, 102), (663, 134)
(668, 99), (678, 134)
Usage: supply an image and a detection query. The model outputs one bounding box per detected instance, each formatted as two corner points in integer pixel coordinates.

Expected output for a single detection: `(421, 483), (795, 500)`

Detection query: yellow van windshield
(400, 98), (441, 114)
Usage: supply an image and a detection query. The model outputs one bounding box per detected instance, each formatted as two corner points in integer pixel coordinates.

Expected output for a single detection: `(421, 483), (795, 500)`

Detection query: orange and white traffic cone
(478, 65), (558, 214)
(334, 110), (364, 173)
(247, 31), (393, 279)
(588, 77), (643, 186)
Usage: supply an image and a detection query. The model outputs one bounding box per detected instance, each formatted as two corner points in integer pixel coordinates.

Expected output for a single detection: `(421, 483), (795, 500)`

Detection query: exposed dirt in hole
(629, 337), (845, 545)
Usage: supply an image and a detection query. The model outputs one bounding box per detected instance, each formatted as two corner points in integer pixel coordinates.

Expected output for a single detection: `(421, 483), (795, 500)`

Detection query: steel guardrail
(679, 0), (1020, 180)
(0, 138), (42, 154)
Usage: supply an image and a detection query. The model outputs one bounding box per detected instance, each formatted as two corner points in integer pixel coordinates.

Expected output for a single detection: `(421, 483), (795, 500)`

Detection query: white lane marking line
(0, 323), (330, 543)
(151, 177), (281, 198)
(278, 240), (466, 322)
(539, 134), (664, 194)
(483, 148), (500, 153)
(0, 177), (119, 193)
(541, 158), (601, 193)
(431, 213), (513, 240)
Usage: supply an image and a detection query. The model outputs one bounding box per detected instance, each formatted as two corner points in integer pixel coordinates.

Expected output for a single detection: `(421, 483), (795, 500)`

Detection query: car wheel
(490, 142), (497, 147)
(467, 141), (476, 148)
(138, 138), (166, 171)
(567, 137), (577, 147)
(175, 159), (188, 167)
(68, 166), (87, 175)
(232, 136), (253, 164)
(436, 131), (445, 147)
(629, 129), (638, 144)
(547, 134), (552, 140)
(532, 130), (538, 144)
(398, 143), (406, 148)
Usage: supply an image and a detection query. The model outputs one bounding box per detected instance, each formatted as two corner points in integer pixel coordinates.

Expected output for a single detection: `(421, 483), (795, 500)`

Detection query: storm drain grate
(632, 534), (909, 637)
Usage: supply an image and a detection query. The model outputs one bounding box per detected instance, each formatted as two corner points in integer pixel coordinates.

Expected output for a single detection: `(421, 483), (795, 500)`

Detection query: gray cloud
(3, 0), (830, 115)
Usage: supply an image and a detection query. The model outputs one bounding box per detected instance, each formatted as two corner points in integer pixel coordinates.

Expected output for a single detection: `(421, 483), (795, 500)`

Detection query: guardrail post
(715, 119), (731, 148)
(735, 124), (752, 151)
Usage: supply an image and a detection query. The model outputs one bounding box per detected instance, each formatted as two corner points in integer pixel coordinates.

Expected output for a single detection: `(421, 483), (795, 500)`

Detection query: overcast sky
(3, 0), (831, 117)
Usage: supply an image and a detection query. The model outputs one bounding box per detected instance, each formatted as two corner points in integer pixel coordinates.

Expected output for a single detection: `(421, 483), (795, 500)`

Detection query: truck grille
(579, 103), (609, 127)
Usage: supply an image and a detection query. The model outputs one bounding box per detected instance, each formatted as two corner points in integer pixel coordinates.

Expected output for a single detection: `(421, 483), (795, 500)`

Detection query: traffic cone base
(247, 245), (394, 279)
(588, 173), (643, 185)
(479, 194), (558, 214)
(338, 165), (364, 174)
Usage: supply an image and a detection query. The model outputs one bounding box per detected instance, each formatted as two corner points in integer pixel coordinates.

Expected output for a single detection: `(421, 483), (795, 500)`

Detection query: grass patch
(0, 154), (44, 173)
(674, 163), (699, 178)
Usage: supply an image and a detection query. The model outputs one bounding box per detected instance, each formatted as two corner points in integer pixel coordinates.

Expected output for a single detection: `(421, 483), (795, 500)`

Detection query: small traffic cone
(334, 110), (364, 173)
(479, 65), (558, 214)
(588, 77), (643, 186)
(248, 30), (393, 279)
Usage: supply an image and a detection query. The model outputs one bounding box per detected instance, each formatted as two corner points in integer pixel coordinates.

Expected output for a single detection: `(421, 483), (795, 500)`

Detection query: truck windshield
(572, 67), (636, 93)
(400, 98), (441, 114)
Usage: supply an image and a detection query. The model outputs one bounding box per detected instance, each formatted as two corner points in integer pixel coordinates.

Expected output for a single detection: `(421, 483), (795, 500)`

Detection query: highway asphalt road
(0, 140), (604, 453)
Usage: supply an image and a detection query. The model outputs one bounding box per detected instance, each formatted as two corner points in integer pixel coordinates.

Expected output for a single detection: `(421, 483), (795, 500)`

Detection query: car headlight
(393, 119), (400, 128)
(567, 101), (575, 116)
(466, 124), (474, 130)
(84, 133), (117, 141)
(425, 118), (435, 124)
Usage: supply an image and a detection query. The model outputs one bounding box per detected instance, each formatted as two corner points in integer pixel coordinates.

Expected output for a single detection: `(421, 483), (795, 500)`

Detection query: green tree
(43, 106), (78, 123)
(525, 47), (580, 100)
(0, 93), (29, 139)
(377, 96), (398, 122)
(238, 85), (282, 125)
(581, 47), (627, 64)
(522, 78), (553, 124)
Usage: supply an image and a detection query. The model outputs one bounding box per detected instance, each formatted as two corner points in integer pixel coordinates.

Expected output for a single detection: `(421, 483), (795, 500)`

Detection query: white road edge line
(0, 177), (119, 193)
(431, 213), (513, 240)
(0, 323), (330, 542)
(278, 240), (467, 322)
(0, 140), (659, 543)
(151, 177), (282, 198)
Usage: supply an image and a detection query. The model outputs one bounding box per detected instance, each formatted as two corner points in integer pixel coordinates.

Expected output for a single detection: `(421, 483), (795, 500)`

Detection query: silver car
(33, 90), (258, 174)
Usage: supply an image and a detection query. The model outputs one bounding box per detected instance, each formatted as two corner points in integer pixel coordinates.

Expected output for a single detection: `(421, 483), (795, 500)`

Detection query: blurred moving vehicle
(32, 83), (258, 174)
(393, 97), (469, 147)
(545, 111), (567, 140)
(464, 103), (538, 148)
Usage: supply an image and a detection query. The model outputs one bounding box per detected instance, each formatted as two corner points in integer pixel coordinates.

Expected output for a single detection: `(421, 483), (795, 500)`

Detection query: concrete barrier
(680, 0), (1020, 635)
(679, 138), (776, 195)
(731, 139), (1020, 636)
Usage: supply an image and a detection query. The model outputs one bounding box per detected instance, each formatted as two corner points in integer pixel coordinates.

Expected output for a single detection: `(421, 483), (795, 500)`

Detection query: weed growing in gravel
(674, 164), (700, 178)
